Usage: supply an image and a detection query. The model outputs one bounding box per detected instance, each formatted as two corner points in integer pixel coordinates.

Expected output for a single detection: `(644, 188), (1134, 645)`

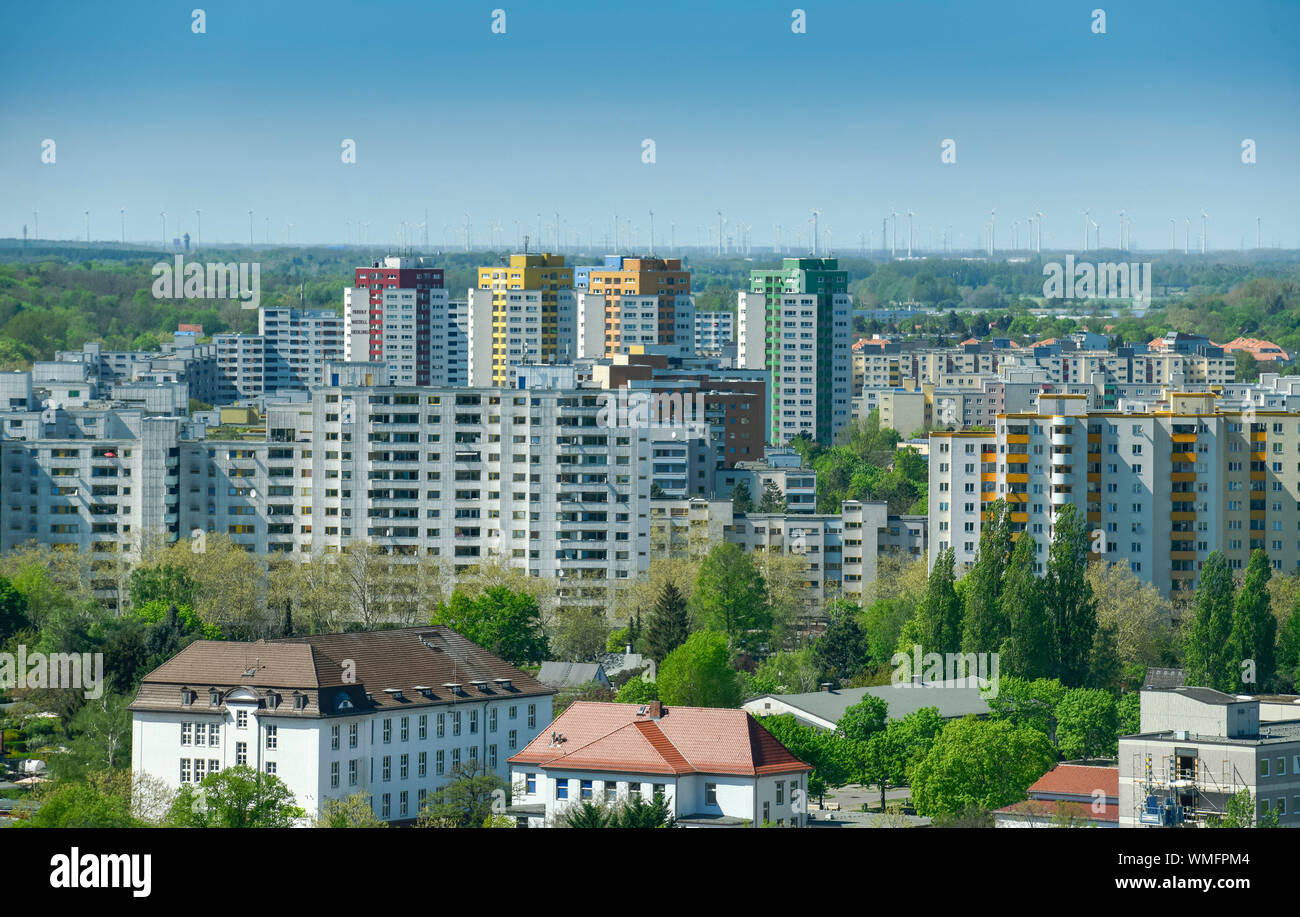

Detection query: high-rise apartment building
(579, 256), (693, 357)
(737, 258), (851, 444)
(344, 257), (446, 386)
(474, 254), (574, 386)
(929, 392), (1300, 597)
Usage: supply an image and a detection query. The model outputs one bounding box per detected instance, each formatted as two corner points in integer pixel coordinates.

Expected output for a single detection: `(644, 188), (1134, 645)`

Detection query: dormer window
(181, 687), (196, 705)
(266, 691), (280, 709)
(208, 688), (220, 707)
(294, 693), (307, 710)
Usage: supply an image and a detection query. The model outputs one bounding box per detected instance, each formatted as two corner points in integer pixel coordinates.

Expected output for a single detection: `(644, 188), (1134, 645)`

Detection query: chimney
(625, 643), (633, 655)
(647, 701), (662, 719)
(819, 682), (834, 693)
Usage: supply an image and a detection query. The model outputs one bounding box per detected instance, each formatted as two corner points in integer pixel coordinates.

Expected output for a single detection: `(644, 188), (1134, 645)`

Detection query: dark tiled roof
(1142, 667), (1186, 689)
(129, 626), (553, 718)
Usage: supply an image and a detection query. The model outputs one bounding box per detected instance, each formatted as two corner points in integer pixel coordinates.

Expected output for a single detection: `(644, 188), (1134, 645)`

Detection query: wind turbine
(1035, 210), (1044, 254)
(1169, 218), (1176, 252)
(1092, 218), (1100, 251)
(33, 210), (38, 241)
(1184, 217), (1189, 255)
(120, 207), (126, 244)
(84, 210), (90, 243)
(811, 209), (820, 258)
(160, 211), (167, 247)
(1081, 210), (1089, 251)
(195, 209), (201, 250)
(906, 210), (914, 258)
(1200, 211), (1208, 254)
(1012, 219), (1018, 251)
(1257, 216), (1262, 250)
(890, 210), (897, 258)
(989, 208), (996, 256)
(249, 210), (254, 247)
(1116, 210), (1125, 250)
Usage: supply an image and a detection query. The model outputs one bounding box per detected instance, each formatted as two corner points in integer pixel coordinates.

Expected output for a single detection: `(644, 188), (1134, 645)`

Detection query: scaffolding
(1131, 751), (1248, 826)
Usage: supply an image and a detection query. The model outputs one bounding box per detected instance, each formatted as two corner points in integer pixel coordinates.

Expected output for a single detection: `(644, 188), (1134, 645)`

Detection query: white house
(507, 701), (812, 827)
(129, 626), (554, 823)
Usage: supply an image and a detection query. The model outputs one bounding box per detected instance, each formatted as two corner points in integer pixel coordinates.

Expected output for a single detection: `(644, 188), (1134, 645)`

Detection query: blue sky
(2, 0), (1297, 250)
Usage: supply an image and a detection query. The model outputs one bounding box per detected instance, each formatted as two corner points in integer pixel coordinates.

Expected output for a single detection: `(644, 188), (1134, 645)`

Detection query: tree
(731, 479), (755, 514)
(1086, 561), (1171, 675)
(1117, 691), (1141, 737)
(614, 678), (658, 704)
(961, 501), (1013, 654)
(316, 791), (388, 828)
(168, 766), (303, 828)
(986, 676), (1067, 743)
(1043, 504), (1097, 687)
(898, 546), (962, 656)
(1055, 688), (1119, 759)
(416, 760), (505, 827)
(0, 575), (31, 644)
(127, 563), (198, 609)
(47, 692), (132, 780)
(999, 533), (1054, 679)
(1228, 549), (1277, 693)
(812, 603), (866, 681)
(430, 587), (549, 665)
(909, 716), (1057, 817)
(758, 480), (788, 513)
(1184, 552), (1236, 692)
(693, 543), (769, 653)
(548, 606), (610, 662)
(645, 581), (690, 663)
(861, 707), (944, 810)
(1206, 788), (1279, 828)
(1276, 600), (1300, 692)
(755, 713), (848, 798)
(657, 631), (741, 708)
(21, 772), (146, 828)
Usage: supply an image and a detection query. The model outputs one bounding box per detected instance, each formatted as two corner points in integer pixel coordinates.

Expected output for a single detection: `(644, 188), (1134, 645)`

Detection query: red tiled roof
(1221, 337), (1290, 360)
(508, 702), (812, 777)
(995, 799), (1119, 823)
(959, 337), (980, 346)
(1026, 763), (1118, 798)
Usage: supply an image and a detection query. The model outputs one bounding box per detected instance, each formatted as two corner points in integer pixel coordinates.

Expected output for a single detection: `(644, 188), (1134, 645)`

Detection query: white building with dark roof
(129, 626), (554, 823)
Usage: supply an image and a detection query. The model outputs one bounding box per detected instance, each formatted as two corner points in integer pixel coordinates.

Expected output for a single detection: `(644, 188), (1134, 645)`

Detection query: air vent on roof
(243, 666), (257, 678)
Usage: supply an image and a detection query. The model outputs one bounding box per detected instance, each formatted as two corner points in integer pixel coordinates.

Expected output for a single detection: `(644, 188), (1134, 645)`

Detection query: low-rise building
(507, 701), (812, 827)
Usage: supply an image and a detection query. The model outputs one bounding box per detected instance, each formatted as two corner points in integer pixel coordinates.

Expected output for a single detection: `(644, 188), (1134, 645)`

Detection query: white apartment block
(929, 392), (1300, 597)
(129, 626), (554, 823)
(694, 310), (734, 355)
(259, 308), (345, 390)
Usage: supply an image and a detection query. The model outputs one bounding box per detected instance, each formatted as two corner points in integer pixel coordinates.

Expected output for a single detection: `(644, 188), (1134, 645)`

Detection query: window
(349, 723), (358, 749)
(401, 717), (409, 742)
(383, 718), (392, 744)
(418, 751), (427, 778)
(180, 758), (192, 783)
(509, 729), (517, 750)
(776, 781), (784, 805)
(400, 754), (409, 780)
(510, 705), (518, 720)
(489, 707), (498, 732)
(470, 710), (479, 734)
(557, 780), (569, 800)
(236, 742), (247, 766)
(526, 773), (536, 794)
(1261, 759), (1270, 777)
(208, 724), (219, 746)
(181, 722), (193, 746)
(265, 724), (277, 749)
(265, 761), (277, 775)
(605, 782), (617, 804)
(453, 712), (461, 736)
(705, 783), (718, 806)
(400, 791), (409, 818)
(437, 713), (445, 738)
(331, 761), (339, 788)
(349, 759), (358, 786)
(331, 725), (340, 751)
(763, 801), (771, 823)
(653, 784), (666, 801)
(382, 794), (391, 819)
(436, 749), (445, 775)
(418, 715), (427, 740)
(489, 745), (497, 770)
(236, 710), (248, 728)
(528, 704), (536, 728)
(382, 756), (391, 782)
